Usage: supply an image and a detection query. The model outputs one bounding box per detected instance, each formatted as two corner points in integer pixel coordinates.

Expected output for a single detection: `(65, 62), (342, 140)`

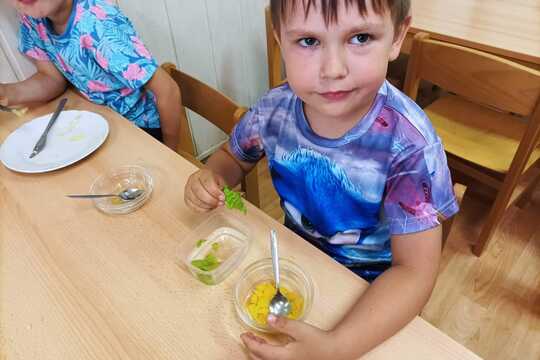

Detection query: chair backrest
(161, 63), (247, 160)
(265, 6), (284, 88)
(404, 32), (540, 117)
(161, 63), (261, 207)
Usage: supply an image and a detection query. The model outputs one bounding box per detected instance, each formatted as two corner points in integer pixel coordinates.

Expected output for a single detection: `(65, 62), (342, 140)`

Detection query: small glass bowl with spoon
(67, 165), (153, 214)
(233, 230), (314, 333)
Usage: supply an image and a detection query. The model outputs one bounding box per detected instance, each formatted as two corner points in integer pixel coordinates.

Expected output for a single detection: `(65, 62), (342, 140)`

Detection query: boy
(0, 0), (183, 151)
(185, 0), (458, 358)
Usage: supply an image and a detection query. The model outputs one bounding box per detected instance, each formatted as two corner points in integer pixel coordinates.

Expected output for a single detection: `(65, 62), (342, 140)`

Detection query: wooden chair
(404, 32), (540, 256)
(161, 63), (261, 207)
(265, 6), (284, 88)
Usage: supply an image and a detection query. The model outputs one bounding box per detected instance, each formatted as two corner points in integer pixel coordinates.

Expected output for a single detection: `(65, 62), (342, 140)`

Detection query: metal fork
(0, 104), (14, 113)
(29, 98), (67, 159)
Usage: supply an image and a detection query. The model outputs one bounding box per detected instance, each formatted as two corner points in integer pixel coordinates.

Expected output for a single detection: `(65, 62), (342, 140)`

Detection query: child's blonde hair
(271, 0), (410, 35)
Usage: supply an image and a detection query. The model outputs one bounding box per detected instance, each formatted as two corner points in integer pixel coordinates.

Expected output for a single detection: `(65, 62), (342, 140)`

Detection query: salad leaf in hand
(223, 186), (247, 214)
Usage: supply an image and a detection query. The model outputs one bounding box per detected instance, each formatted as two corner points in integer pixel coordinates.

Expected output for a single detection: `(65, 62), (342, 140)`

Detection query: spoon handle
(66, 194), (118, 199)
(270, 229), (280, 290)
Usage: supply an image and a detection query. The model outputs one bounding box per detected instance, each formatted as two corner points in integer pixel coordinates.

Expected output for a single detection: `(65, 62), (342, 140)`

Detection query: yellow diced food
(110, 197), (125, 205)
(12, 107), (28, 118)
(244, 281), (303, 326)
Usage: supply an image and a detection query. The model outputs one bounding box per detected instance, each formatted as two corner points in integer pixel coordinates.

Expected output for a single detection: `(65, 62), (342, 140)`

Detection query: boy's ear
(389, 16), (411, 61)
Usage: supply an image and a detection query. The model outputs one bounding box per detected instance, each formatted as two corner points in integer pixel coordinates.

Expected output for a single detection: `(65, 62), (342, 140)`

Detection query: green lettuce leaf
(223, 186), (247, 214)
(191, 253), (220, 272)
(196, 239), (206, 248)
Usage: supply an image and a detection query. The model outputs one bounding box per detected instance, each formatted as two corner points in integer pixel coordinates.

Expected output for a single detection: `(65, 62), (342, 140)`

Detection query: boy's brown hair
(270, 0), (411, 34)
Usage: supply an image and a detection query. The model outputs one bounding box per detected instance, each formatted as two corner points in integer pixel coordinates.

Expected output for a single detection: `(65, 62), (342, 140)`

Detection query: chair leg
(471, 186), (513, 256)
(242, 163), (261, 208)
(441, 183), (467, 250)
(441, 216), (455, 249)
(516, 173), (540, 209)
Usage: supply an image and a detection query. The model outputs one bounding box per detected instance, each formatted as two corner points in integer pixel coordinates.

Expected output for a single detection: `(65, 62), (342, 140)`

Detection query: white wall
(0, 0), (270, 158)
(0, 46), (17, 83)
(0, 4), (36, 81)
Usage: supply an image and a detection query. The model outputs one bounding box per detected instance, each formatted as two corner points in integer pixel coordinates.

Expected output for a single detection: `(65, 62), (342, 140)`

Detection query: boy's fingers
(267, 315), (313, 342)
(184, 187), (206, 212)
(213, 174), (227, 192)
(240, 333), (287, 360)
(184, 171), (225, 212)
(185, 183), (217, 210)
(184, 195), (208, 213)
(242, 332), (267, 345)
(189, 186), (219, 210)
(198, 175), (225, 202)
(0, 85), (7, 106)
(242, 334), (266, 360)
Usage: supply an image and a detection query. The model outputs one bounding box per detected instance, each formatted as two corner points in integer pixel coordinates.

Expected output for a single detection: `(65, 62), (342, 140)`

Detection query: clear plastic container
(90, 165), (153, 215)
(234, 258), (314, 333)
(179, 210), (250, 285)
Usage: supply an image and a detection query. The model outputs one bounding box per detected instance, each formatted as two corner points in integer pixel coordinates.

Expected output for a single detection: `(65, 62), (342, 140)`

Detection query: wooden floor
(255, 159), (540, 360)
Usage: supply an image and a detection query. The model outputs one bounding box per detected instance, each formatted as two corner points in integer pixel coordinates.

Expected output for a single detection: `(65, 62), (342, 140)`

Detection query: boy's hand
(184, 168), (226, 212)
(241, 315), (338, 360)
(0, 83), (8, 106)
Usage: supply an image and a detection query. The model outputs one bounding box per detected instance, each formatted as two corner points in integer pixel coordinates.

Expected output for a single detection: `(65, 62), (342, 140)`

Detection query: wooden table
(403, 0), (540, 67)
(0, 91), (482, 359)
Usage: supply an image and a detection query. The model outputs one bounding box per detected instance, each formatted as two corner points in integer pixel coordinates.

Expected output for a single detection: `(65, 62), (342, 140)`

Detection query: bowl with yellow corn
(234, 258), (313, 333)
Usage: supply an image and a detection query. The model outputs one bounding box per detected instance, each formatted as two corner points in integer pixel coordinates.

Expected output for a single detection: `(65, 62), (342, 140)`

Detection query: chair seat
(425, 94), (540, 174)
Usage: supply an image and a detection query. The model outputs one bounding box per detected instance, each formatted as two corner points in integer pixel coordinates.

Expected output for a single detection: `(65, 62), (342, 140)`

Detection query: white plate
(0, 110), (109, 173)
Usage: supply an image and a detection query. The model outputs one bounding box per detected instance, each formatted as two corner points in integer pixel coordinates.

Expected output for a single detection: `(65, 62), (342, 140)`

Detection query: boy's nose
(320, 48), (348, 80)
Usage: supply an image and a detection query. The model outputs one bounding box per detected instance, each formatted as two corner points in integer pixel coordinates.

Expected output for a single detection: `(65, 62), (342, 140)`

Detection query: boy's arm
(184, 143), (256, 212)
(329, 226), (442, 359)
(144, 68), (183, 151)
(0, 59), (67, 107)
(206, 143), (257, 187)
(242, 226), (442, 360)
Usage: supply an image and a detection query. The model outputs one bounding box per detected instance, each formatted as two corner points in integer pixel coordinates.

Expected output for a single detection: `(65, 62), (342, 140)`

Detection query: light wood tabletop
(403, 0), (540, 67)
(0, 91), (482, 359)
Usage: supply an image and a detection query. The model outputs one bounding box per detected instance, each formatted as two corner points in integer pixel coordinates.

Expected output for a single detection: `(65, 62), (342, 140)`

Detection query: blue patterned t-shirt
(18, 0), (160, 128)
(230, 81), (458, 279)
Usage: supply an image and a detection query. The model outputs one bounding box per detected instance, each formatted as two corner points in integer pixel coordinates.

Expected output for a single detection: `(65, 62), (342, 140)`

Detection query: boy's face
(278, 1), (410, 124)
(9, 0), (66, 18)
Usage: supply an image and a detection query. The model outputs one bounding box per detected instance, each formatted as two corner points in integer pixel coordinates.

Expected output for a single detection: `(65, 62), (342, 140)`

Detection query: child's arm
(241, 226), (442, 360)
(0, 60), (67, 107)
(144, 68), (183, 151)
(184, 144), (256, 212)
(328, 226), (442, 358)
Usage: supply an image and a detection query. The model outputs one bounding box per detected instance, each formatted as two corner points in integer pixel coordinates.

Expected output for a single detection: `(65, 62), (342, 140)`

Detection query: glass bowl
(90, 165), (153, 214)
(178, 210), (251, 285)
(234, 258), (313, 333)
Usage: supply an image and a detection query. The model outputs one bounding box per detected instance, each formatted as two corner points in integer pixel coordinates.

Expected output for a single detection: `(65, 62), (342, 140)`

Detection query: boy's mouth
(18, 0), (38, 5)
(318, 90), (353, 101)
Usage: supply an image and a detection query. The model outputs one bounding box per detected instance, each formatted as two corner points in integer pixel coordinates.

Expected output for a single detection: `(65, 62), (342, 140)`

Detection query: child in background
(0, 0), (183, 150)
(185, 0), (459, 358)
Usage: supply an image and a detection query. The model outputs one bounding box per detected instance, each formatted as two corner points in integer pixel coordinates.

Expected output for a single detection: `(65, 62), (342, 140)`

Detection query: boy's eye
(298, 37), (319, 47)
(350, 33), (371, 45)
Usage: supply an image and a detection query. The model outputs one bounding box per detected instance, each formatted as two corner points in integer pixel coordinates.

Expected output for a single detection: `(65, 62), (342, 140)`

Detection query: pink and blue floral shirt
(19, 0), (160, 128)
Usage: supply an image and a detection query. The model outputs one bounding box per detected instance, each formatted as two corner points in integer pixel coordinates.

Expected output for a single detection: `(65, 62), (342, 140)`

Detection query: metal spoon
(269, 229), (291, 317)
(66, 188), (144, 201)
